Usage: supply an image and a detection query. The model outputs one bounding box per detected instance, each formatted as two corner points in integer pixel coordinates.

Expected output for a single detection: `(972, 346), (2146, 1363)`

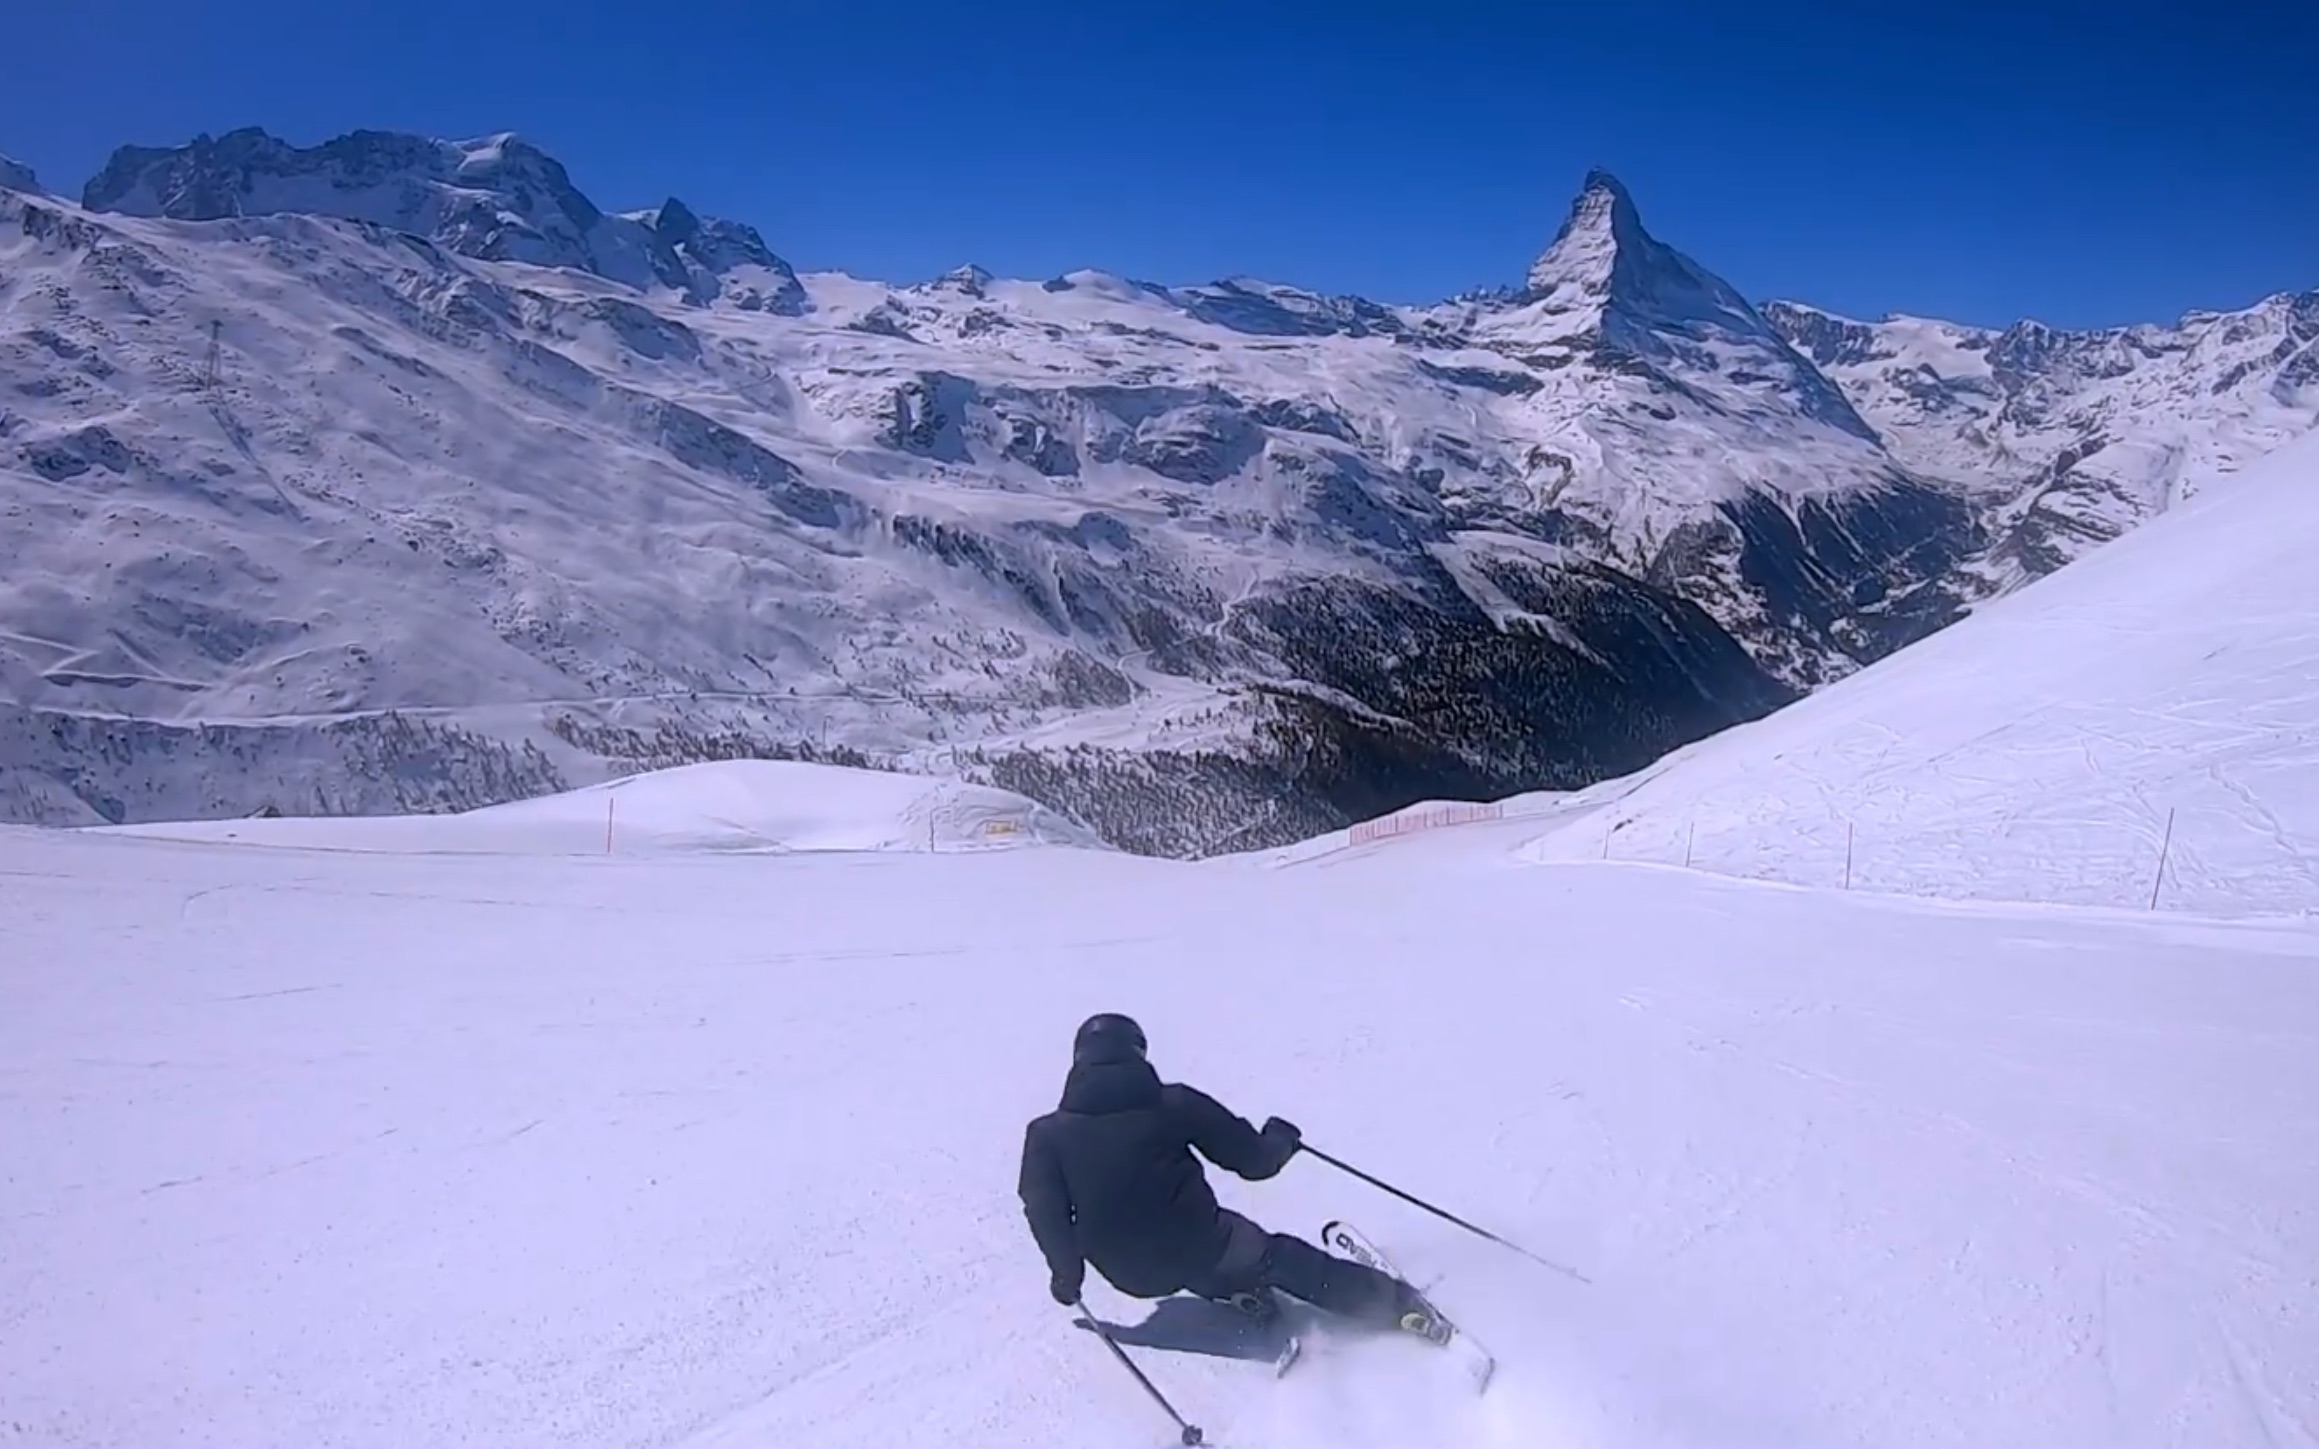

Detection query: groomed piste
(94, 757), (1107, 857)
(5, 432), (2317, 1449)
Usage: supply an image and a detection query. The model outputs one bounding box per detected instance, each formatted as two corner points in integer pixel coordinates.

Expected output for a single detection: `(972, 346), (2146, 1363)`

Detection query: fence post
(1843, 821), (1854, 891)
(605, 795), (616, 855)
(2147, 807), (2176, 910)
(1684, 821), (1695, 870)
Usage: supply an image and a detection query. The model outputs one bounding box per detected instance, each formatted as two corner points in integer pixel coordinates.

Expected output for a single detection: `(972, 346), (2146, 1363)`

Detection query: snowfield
(93, 758), (1106, 857)
(5, 755), (2316, 1449)
(1509, 428), (2319, 918)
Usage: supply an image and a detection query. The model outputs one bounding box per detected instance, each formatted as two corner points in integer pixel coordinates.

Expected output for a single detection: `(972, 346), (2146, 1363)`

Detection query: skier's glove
(1262, 1116), (1303, 1151)
(1049, 1266), (1083, 1306)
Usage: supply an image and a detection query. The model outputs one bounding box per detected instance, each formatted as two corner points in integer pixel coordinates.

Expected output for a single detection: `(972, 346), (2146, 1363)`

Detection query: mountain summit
(624, 197), (808, 314)
(80, 126), (799, 310)
(1520, 167), (1769, 342)
(84, 128), (603, 255)
(1390, 169), (1947, 688)
(1523, 168), (1652, 299)
(0, 153), (41, 195)
(1477, 170), (1882, 449)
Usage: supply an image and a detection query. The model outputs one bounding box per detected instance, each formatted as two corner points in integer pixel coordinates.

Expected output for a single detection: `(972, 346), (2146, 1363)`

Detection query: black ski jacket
(1018, 1052), (1298, 1298)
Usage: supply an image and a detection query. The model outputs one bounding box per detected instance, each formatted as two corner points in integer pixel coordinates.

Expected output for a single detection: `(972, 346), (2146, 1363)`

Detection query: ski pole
(1302, 1144), (1592, 1284)
(1073, 1297), (1206, 1446)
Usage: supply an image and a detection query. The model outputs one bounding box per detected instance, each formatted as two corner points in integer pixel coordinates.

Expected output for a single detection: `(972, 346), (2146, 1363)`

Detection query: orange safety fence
(1347, 800), (1504, 845)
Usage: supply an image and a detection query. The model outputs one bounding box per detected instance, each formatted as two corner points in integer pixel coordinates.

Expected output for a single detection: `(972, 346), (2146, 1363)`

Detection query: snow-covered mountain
(80, 127), (805, 311)
(1408, 170), (1984, 685)
(0, 152), (42, 196)
(2, 126), (2310, 851)
(1765, 292), (2319, 586)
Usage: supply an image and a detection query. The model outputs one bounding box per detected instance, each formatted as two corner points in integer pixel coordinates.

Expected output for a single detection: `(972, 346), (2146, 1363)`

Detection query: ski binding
(1322, 1218), (1497, 1394)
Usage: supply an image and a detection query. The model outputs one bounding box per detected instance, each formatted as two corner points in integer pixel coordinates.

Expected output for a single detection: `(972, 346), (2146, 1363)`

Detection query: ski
(1271, 1330), (1304, 1378)
(1249, 1287), (1306, 1378)
(1321, 1219), (1497, 1394)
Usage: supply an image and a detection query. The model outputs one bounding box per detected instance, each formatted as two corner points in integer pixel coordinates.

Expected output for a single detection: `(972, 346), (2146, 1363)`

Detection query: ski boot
(1214, 1287), (1302, 1377)
(1394, 1292), (1455, 1347)
(1222, 1287), (1282, 1326)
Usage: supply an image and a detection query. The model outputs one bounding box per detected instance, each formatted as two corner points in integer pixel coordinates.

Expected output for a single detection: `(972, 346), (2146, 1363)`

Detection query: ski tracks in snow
(1610, 980), (2288, 1277)
(1600, 970), (2318, 1449)
(9, 822), (2317, 1449)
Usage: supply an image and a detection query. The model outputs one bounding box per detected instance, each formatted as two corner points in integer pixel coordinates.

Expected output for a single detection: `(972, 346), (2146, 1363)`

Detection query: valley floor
(5, 818), (2317, 1449)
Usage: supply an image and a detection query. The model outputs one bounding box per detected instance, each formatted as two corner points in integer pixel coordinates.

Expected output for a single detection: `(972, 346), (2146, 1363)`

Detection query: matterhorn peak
(1571, 167), (1643, 231)
(1483, 167), (1882, 446)
(1515, 166), (1787, 351)
(0, 152), (43, 196)
(1523, 167), (1663, 302)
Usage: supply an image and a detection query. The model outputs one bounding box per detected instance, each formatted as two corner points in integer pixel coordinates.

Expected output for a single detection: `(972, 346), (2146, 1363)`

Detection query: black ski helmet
(1072, 1012), (1148, 1064)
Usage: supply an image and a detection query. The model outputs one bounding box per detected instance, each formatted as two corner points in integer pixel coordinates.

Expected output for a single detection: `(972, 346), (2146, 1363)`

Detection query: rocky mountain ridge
(1764, 292), (2319, 584)
(1, 127), (2310, 851)
(81, 127), (806, 312)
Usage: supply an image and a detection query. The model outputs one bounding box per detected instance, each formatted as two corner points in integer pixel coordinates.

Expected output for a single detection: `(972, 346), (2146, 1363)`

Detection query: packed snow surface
(95, 758), (1105, 856)
(1506, 428), (2319, 917)
(6, 764), (2316, 1448)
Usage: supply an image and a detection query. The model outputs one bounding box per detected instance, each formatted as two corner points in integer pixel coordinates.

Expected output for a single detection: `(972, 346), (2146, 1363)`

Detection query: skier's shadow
(1074, 1295), (1318, 1363)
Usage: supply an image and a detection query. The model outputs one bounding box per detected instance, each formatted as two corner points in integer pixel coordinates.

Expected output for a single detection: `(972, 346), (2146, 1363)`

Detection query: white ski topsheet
(6, 791), (2316, 1449)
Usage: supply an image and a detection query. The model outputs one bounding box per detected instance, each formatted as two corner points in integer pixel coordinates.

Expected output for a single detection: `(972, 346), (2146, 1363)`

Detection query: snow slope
(1515, 429), (2319, 917)
(95, 758), (1106, 856)
(5, 787), (2315, 1449)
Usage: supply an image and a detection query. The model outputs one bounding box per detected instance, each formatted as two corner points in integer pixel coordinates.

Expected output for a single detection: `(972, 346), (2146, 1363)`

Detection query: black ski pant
(1183, 1211), (1410, 1329)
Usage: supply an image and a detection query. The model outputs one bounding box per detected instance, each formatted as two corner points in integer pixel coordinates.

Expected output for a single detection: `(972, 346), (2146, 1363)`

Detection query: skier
(1017, 1012), (1450, 1344)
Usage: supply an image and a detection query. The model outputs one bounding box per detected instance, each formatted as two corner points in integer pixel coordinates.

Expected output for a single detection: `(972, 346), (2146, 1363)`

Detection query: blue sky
(5, 0), (2310, 329)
